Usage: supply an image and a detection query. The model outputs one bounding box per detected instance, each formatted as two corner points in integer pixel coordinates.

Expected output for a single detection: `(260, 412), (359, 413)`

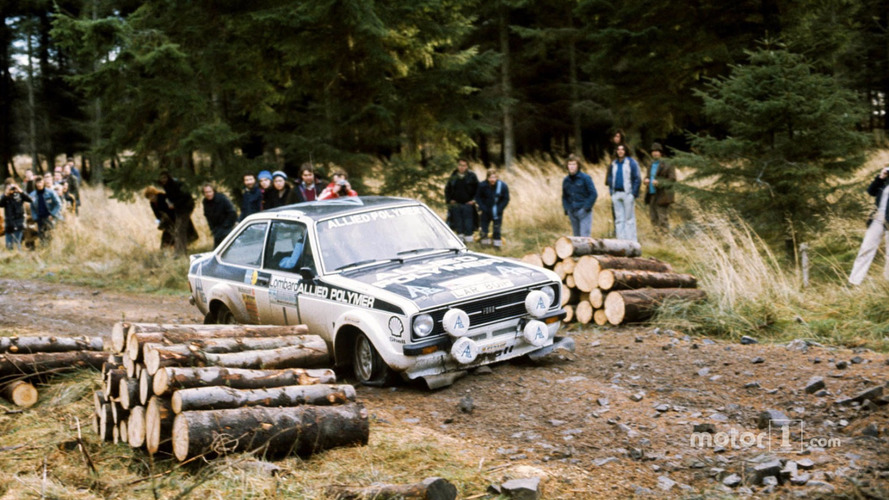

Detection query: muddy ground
(1, 277), (887, 498)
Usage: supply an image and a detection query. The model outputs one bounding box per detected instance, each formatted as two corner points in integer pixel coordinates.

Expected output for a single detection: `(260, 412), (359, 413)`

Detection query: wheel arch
(333, 324), (363, 368)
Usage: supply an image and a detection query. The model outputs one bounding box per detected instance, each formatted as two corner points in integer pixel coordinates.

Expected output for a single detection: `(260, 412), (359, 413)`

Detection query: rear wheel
(215, 304), (237, 325)
(352, 333), (391, 386)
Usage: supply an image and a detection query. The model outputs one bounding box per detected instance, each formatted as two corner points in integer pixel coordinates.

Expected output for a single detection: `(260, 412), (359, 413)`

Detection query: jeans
(5, 230), (23, 250)
(612, 191), (637, 242)
(448, 203), (475, 236)
(480, 212), (502, 241)
(568, 208), (593, 237)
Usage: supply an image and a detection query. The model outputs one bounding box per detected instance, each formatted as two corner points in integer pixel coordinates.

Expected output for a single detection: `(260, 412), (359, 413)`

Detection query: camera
(337, 179), (347, 186)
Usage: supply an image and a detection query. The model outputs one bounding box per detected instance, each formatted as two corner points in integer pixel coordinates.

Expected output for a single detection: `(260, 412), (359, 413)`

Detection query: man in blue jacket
(475, 169), (509, 248)
(605, 144), (641, 242)
(562, 154), (598, 237)
(29, 175), (62, 243)
(240, 172), (262, 221)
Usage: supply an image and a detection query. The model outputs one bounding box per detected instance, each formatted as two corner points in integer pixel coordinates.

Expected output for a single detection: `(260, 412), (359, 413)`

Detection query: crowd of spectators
(0, 158), (82, 250)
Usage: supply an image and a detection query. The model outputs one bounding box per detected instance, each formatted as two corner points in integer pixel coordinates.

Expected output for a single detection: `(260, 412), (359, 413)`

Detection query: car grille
(425, 288), (535, 338)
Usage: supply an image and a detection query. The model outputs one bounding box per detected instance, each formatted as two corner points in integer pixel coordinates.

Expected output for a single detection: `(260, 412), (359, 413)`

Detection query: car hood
(340, 252), (553, 309)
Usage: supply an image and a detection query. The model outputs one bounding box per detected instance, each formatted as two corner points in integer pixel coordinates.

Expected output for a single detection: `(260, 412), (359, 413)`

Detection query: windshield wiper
(396, 247), (441, 256)
(335, 258), (403, 272)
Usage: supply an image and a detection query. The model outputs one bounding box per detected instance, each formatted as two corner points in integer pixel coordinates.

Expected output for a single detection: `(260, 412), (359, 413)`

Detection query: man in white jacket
(605, 144), (642, 242)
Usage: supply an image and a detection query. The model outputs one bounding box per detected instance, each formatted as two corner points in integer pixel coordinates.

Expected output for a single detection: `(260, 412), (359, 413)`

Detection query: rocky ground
(1, 277), (887, 498)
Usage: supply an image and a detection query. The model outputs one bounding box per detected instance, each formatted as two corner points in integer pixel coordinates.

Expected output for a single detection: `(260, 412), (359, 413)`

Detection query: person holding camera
(319, 169), (358, 200)
(28, 175), (63, 243)
(1, 178), (33, 250)
(849, 165), (889, 285)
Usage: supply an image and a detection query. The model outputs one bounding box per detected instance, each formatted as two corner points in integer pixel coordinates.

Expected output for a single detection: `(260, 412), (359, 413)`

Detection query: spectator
(240, 172), (262, 220)
(263, 171), (300, 209)
(29, 175), (62, 242)
(611, 129), (628, 158)
(319, 169), (358, 200)
(257, 170), (273, 210)
(561, 154), (598, 237)
(43, 172), (53, 187)
(201, 184), (238, 248)
(144, 186), (176, 248)
(849, 165), (889, 285)
(643, 142), (677, 233)
(64, 157), (82, 182)
(0, 178), (33, 250)
(445, 158), (479, 243)
(605, 144), (641, 242)
(293, 163), (326, 203)
(62, 162), (80, 213)
(53, 171), (63, 185)
(23, 170), (36, 194)
(54, 184), (72, 216)
(158, 171), (196, 255)
(475, 169), (510, 248)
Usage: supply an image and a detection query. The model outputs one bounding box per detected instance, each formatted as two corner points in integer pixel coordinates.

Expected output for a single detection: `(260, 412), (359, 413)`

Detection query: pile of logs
(522, 236), (706, 326)
(0, 335), (106, 408)
(94, 322), (369, 461)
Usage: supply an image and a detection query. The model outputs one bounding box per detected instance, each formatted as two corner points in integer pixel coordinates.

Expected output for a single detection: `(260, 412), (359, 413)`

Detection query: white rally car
(187, 196), (570, 388)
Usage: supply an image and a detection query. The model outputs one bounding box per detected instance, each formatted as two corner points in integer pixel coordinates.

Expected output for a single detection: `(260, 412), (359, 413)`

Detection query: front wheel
(352, 333), (392, 386)
(215, 304), (237, 325)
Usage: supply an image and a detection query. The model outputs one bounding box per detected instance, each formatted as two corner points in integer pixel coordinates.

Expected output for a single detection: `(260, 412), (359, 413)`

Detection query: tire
(215, 304), (238, 325)
(352, 333), (392, 386)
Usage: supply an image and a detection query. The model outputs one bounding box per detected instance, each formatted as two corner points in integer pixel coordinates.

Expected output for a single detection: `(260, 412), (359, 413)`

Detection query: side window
(264, 221), (316, 274)
(219, 222), (267, 267)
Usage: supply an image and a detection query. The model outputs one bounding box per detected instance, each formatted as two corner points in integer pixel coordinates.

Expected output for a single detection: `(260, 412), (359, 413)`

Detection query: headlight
(525, 290), (550, 318)
(412, 314), (435, 338)
(539, 285), (556, 307)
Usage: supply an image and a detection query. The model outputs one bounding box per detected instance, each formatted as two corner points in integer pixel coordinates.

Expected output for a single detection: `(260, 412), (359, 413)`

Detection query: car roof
(263, 196), (421, 221)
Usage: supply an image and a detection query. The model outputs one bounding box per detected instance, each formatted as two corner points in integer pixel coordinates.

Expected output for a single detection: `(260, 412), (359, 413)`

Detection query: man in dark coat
(643, 142), (677, 232)
(202, 184), (239, 248)
(1, 178), (33, 250)
(159, 171), (196, 255)
(561, 154), (598, 237)
(475, 169), (510, 248)
(445, 158), (479, 243)
(291, 163), (327, 203)
(240, 172), (263, 221)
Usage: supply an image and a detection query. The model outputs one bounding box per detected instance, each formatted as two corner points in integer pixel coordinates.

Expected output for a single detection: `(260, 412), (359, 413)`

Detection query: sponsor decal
(388, 317), (404, 338)
(404, 284), (443, 298)
(450, 279), (514, 299)
(495, 265), (536, 277)
(242, 293), (259, 322)
(194, 278), (206, 305)
(268, 275), (376, 309)
(373, 255), (498, 287)
(326, 206), (423, 229)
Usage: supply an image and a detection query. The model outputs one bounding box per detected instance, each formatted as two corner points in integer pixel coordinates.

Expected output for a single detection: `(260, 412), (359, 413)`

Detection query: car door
(215, 221), (271, 324)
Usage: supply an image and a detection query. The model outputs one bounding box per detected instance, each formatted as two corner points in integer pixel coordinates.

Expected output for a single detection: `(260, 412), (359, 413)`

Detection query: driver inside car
(278, 232), (305, 270)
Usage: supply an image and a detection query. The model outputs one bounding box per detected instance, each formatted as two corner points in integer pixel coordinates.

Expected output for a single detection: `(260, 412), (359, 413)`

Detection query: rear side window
(219, 222), (267, 267)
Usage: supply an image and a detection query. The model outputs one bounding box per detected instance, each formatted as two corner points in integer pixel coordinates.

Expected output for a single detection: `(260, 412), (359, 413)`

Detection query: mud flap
(527, 336), (576, 361)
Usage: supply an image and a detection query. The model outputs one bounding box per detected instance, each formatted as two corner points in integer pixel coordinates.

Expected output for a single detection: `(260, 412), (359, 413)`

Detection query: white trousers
(612, 191), (637, 242)
(849, 220), (889, 285)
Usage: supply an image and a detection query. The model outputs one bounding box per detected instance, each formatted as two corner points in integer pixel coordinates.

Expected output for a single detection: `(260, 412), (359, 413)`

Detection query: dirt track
(1, 278), (887, 498)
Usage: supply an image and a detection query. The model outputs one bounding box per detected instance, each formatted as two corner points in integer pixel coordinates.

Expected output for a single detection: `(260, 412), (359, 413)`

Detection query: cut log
(0, 336), (103, 354)
(105, 369), (125, 399)
(552, 261), (568, 281)
(136, 335), (320, 362)
(111, 321), (132, 353)
(560, 257), (577, 274)
(565, 274), (576, 289)
(2, 380), (38, 407)
(540, 246), (558, 267)
(575, 301), (593, 325)
(325, 477), (457, 500)
(139, 370), (153, 406)
(146, 396), (174, 454)
(598, 269), (698, 291)
(604, 288), (707, 325)
(572, 255), (598, 292)
(172, 403), (369, 461)
(116, 421), (125, 445)
(123, 355), (136, 378)
(144, 337), (329, 376)
(111, 399), (128, 424)
(171, 384), (357, 414)
(103, 356), (124, 378)
(124, 324), (311, 360)
(98, 403), (114, 442)
(128, 405), (146, 448)
(561, 286), (580, 306)
(0, 350), (107, 378)
(93, 390), (107, 418)
(154, 367), (337, 396)
(562, 305), (574, 323)
(119, 378), (139, 410)
(589, 288), (604, 309)
(587, 255), (672, 274)
(92, 413), (100, 438)
(555, 236), (642, 259)
(593, 309), (608, 326)
(520, 253), (544, 268)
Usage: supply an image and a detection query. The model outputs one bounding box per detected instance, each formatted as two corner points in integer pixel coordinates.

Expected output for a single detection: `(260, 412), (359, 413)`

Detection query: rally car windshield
(317, 205), (462, 273)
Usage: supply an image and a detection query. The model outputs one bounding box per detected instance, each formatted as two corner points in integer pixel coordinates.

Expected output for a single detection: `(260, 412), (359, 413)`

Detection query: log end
(554, 236), (574, 260)
(6, 381), (38, 408)
(172, 414), (190, 462)
(603, 291), (626, 325)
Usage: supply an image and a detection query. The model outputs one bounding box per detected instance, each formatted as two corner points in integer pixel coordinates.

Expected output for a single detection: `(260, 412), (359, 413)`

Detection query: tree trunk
(146, 396), (174, 454)
(25, 25), (39, 173)
(575, 301), (593, 325)
(520, 254), (543, 268)
(593, 309), (608, 326)
(325, 477), (457, 500)
(127, 405), (146, 448)
(554, 236), (642, 259)
(153, 366), (337, 397)
(144, 338), (329, 376)
(604, 288), (707, 325)
(0, 350), (107, 378)
(598, 270), (698, 291)
(587, 255), (672, 275)
(135, 335), (319, 362)
(499, 1), (514, 169)
(172, 403), (370, 461)
(119, 377), (139, 410)
(541, 246), (558, 267)
(0, 336), (103, 354)
(114, 322), (309, 354)
(171, 384), (357, 413)
(1, 380), (38, 407)
(589, 288), (604, 309)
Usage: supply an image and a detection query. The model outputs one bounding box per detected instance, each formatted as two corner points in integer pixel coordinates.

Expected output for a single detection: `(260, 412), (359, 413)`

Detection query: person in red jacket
(319, 169), (358, 200)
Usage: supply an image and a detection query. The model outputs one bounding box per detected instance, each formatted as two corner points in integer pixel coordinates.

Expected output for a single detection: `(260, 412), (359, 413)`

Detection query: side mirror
(299, 267), (316, 282)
